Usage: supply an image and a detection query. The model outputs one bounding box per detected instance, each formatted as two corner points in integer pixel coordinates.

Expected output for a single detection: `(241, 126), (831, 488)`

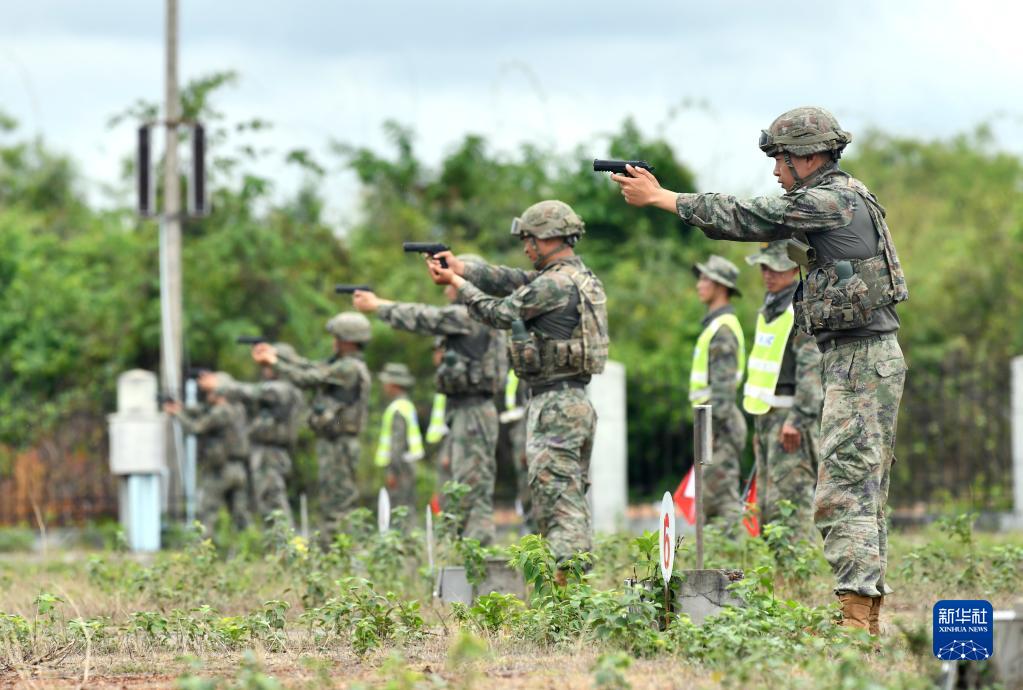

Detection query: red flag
(673, 466), (696, 525)
(742, 471), (760, 537)
(430, 493), (442, 515)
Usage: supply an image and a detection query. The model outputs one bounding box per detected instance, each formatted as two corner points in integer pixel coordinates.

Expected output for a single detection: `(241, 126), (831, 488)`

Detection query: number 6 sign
(659, 491), (676, 584)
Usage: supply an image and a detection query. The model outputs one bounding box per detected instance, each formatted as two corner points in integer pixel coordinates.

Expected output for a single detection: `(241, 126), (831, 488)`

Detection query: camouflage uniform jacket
(273, 349), (370, 436)
(675, 164), (908, 343)
(176, 400), (249, 467)
(217, 379), (304, 447)
(761, 282), (823, 430)
(459, 255), (598, 385)
(377, 301), (501, 397)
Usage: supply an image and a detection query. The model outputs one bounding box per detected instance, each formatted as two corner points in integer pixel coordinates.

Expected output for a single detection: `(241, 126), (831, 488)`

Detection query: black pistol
(403, 242), (449, 268)
(592, 159), (655, 176)
(334, 284), (373, 294)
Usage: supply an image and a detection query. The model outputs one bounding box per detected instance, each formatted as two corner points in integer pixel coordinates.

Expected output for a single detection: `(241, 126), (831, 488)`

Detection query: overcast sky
(2, 1), (1022, 225)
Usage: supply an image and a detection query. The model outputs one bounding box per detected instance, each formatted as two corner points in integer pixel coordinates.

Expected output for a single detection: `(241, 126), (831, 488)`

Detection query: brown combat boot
(838, 593), (872, 630)
(868, 596), (883, 636)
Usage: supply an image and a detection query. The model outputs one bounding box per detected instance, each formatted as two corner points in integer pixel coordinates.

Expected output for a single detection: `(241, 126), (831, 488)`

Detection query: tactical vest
(374, 398), (425, 467)
(791, 175), (909, 335)
(743, 306), (795, 415)
(249, 381), (304, 446)
(508, 262), (609, 385)
(689, 313), (745, 405)
(425, 393), (449, 443)
(308, 355), (371, 437)
(435, 324), (500, 397)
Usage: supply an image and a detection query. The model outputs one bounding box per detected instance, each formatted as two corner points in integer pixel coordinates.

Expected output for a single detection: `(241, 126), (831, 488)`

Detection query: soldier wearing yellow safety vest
(689, 255), (747, 526)
(744, 241), (822, 544)
(354, 268), (502, 545)
(375, 363), (424, 518)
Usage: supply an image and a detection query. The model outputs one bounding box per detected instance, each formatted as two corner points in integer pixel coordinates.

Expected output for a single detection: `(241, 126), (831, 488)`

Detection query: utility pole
(160, 0), (186, 514)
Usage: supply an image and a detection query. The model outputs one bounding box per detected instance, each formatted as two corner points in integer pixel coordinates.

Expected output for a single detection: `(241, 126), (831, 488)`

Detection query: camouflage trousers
(317, 433), (361, 543)
(526, 387), (596, 563)
(702, 405), (747, 526)
(508, 417), (533, 531)
(438, 398), (498, 545)
(199, 459), (250, 531)
(389, 455), (417, 517)
(813, 335), (905, 597)
(251, 444), (293, 527)
(754, 407), (818, 544)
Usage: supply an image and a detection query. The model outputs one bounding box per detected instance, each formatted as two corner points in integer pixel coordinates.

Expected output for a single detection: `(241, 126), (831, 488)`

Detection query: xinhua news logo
(932, 600), (993, 661)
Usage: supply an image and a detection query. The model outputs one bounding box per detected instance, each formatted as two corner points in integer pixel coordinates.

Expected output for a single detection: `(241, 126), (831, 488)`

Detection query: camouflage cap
(378, 362), (415, 388)
(745, 240), (797, 272)
(326, 312), (372, 343)
(759, 106), (852, 158)
(510, 200), (585, 239)
(692, 255), (742, 296)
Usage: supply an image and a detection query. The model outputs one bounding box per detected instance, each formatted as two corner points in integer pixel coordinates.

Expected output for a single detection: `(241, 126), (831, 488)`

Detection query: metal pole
(160, 0), (186, 516)
(693, 404), (712, 570)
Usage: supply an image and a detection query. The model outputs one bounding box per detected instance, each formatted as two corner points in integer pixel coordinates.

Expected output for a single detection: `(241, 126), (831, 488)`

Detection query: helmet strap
(529, 235), (570, 270)
(783, 152), (805, 190)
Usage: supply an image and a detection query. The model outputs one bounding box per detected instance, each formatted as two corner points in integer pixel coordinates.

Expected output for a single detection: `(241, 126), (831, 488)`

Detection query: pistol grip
(439, 257), (448, 268)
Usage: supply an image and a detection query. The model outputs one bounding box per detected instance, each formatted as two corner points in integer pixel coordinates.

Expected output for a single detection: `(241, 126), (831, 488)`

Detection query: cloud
(1, 0), (1021, 222)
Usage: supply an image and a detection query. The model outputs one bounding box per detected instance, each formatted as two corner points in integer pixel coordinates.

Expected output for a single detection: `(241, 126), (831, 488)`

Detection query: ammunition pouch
(436, 351), (495, 396)
(509, 335), (543, 378)
(793, 254), (895, 334)
(308, 398), (362, 437)
(509, 333), (591, 381)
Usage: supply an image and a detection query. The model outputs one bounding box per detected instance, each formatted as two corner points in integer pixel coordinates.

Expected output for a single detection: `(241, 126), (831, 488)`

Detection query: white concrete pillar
(109, 370), (164, 551)
(1012, 357), (1023, 522)
(587, 360), (627, 534)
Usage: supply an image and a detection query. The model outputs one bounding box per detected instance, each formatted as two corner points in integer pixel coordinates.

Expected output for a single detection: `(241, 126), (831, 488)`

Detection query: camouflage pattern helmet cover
(759, 106), (852, 158)
(326, 312), (372, 343)
(510, 200), (585, 239)
(745, 240), (798, 272)
(693, 255), (743, 297)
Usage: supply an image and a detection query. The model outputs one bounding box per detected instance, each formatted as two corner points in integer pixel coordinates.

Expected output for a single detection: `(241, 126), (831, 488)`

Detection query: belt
(529, 379), (587, 397)
(818, 332), (896, 353)
(446, 393), (491, 407)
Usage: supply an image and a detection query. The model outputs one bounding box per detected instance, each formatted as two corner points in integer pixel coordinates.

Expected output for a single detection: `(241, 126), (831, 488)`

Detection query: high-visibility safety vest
(689, 313), (745, 405)
(499, 370), (525, 424)
(425, 393), (449, 443)
(374, 398), (425, 467)
(743, 305), (795, 414)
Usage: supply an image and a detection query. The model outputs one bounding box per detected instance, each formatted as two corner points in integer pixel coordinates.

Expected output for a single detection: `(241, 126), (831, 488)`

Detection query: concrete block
(435, 556), (526, 605)
(676, 569), (745, 625)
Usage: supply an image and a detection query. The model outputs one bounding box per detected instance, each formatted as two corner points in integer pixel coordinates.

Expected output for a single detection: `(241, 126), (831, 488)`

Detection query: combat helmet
(510, 200), (585, 240)
(759, 107), (852, 159)
(326, 312), (372, 343)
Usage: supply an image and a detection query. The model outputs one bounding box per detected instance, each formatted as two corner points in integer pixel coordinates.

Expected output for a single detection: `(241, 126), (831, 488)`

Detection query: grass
(0, 508), (1019, 689)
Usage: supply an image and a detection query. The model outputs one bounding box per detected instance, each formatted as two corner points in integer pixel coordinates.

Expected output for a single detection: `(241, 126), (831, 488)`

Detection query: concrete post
(1012, 357), (1023, 524)
(587, 360), (628, 533)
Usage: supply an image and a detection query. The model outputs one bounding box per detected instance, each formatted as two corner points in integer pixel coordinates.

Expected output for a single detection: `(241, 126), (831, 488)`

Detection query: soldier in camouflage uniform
(689, 255), (747, 528)
(211, 353), (304, 527)
(375, 363), (424, 517)
(352, 267), (502, 545)
(612, 107), (908, 633)
(252, 313), (372, 545)
(164, 373), (250, 531)
(743, 241), (822, 544)
(425, 200), (609, 575)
